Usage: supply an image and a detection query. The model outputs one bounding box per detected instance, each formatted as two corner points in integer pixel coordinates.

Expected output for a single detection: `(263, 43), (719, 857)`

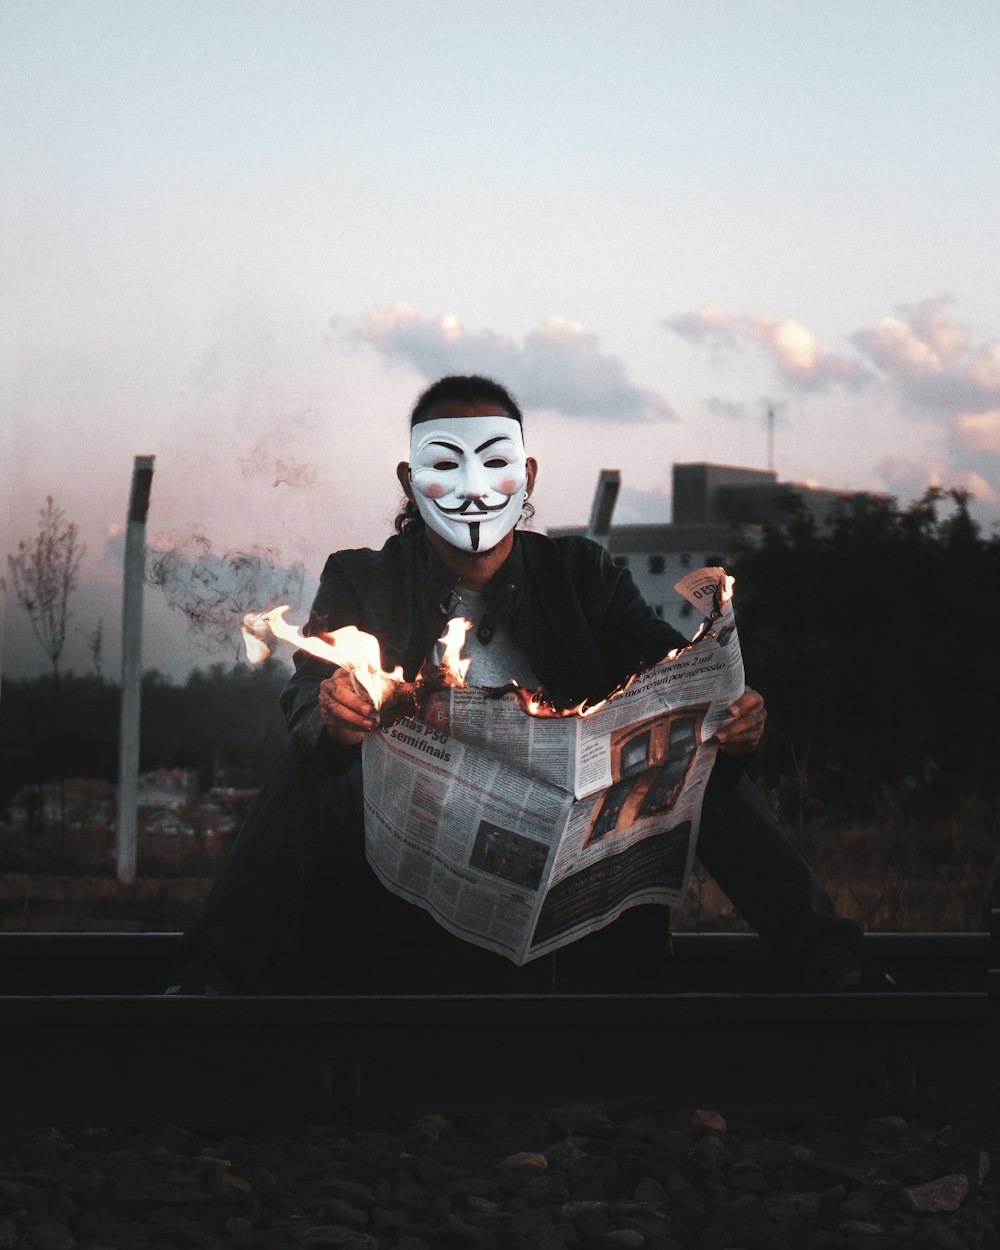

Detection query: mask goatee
(469, 521), (480, 552)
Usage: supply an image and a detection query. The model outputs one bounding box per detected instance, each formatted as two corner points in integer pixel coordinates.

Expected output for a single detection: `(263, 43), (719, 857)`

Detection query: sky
(3, 0), (999, 683)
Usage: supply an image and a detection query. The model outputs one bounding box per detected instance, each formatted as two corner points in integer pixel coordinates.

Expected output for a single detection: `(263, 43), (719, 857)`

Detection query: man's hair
(396, 374), (531, 535)
(409, 374), (524, 427)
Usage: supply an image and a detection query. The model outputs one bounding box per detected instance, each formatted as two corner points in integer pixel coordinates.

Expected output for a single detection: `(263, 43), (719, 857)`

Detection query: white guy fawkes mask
(409, 415), (528, 553)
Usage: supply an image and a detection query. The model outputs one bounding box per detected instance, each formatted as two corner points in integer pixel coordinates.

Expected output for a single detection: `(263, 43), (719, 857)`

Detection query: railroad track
(0, 930), (992, 1125)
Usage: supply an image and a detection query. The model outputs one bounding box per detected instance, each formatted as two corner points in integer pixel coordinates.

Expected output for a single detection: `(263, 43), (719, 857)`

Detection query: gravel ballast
(0, 1082), (994, 1250)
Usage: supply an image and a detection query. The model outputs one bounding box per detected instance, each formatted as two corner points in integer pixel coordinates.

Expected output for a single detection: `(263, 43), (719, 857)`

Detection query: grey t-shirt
(434, 587), (540, 691)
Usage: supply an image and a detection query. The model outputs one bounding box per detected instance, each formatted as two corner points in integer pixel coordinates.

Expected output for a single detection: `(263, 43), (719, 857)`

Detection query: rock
(293, 1226), (378, 1247)
(606, 1231), (645, 1247)
(113, 1169), (211, 1205)
(562, 1200), (610, 1221)
(632, 1176), (666, 1205)
(464, 1194), (501, 1214)
(801, 1234), (853, 1250)
(0, 1178), (45, 1208)
(26, 1226), (77, 1250)
(211, 1171), (253, 1198)
(373, 1205), (408, 1229)
(689, 1225), (733, 1250)
(19, 1131), (64, 1168)
(0, 1217), (17, 1249)
(408, 1114), (459, 1145)
(900, 1174), (969, 1213)
(691, 1109), (727, 1135)
(856, 1116), (909, 1140)
(837, 1219), (885, 1236)
(225, 1217), (257, 1236)
(148, 1123), (205, 1154)
(765, 1190), (822, 1219)
(838, 1187), (883, 1218)
(317, 1177), (373, 1206)
(688, 1135), (732, 1173)
(545, 1138), (588, 1172)
(912, 1223), (972, 1250)
(546, 1104), (610, 1137)
(742, 1137), (812, 1170)
(434, 1213), (492, 1245)
(509, 1208), (554, 1235)
(394, 1177), (432, 1206)
(499, 1151), (549, 1172)
(714, 1191), (758, 1229)
(321, 1198), (368, 1226)
(880, 1147), (944, 1183)
(726, 1161), (770, 1192)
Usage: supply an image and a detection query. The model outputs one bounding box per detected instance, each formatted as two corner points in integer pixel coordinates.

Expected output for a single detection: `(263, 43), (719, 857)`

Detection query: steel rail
(0, 930), (990, 1124)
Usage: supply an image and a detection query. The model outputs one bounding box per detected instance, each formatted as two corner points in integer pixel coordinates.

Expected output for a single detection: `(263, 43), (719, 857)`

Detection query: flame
(720, 574), (735, 604)
(438, 617), (473, 685)
(241, 602), (698, 723)
(242, 606), (405, 709)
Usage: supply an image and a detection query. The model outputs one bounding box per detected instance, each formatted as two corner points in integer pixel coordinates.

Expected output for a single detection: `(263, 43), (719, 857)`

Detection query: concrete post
(116, 455), (154, 884)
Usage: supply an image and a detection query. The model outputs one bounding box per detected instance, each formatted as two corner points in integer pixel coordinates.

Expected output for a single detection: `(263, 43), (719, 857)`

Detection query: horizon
(4, 1), (998, 684)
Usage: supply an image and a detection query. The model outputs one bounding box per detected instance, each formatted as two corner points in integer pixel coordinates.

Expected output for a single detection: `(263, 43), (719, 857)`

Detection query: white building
(548, 463), (885, 640)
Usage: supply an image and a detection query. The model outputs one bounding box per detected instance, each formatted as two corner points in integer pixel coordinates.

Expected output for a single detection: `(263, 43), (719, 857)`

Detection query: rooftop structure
(548, 462), (885, 638)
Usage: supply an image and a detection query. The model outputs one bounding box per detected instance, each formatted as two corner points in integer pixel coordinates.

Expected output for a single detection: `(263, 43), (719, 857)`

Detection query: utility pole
(766, 406), (775, 474)
(117, 455), (154, 884)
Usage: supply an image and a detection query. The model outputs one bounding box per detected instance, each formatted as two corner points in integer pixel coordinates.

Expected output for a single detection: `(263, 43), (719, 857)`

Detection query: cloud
(876, 455), (998, 508)
(665, 306), (873, 392)
(851, 298), (1000, 516)
(852, 297), (1000, 415)
(954, 409), (1000, 453)
(345, 303), (676, 423)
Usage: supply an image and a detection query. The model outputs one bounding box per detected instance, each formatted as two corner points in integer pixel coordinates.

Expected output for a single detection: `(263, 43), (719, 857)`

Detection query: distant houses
(548, 462), (886, 638)
(4, 769), (252, 840)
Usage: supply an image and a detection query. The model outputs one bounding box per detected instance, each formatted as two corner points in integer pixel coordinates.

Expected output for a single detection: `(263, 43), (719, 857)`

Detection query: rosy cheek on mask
(498, 477), (518, 495)
(423, 482), (446, 499)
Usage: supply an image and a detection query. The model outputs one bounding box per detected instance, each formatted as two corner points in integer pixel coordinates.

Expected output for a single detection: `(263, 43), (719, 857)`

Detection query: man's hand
(318, 668), (379, 747)
(715, 686), (767, 756)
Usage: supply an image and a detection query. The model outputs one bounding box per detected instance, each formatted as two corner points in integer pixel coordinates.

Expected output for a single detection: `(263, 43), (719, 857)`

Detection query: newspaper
(361, 567), (746, 964)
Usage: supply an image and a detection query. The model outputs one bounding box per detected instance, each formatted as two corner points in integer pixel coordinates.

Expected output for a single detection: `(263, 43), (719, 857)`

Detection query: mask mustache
(434, 497), (511, 516)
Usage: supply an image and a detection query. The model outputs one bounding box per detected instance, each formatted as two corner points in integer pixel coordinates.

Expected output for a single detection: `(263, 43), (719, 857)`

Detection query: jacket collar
(414, 526), (526, 636)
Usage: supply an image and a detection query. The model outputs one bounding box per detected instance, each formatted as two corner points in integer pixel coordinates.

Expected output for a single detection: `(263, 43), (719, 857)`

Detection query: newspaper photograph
(361, 566), (746, 964)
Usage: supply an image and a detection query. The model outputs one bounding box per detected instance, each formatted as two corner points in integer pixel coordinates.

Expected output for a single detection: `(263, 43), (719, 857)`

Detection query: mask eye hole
(484, 457), (509, 468)
(432, 459), (459, 470)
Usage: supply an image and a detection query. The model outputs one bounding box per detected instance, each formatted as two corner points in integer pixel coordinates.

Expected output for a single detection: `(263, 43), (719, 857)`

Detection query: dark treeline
(0, 660), (290, 812)
(2, 488), (998, 827)
(731, 487), (1000, 820)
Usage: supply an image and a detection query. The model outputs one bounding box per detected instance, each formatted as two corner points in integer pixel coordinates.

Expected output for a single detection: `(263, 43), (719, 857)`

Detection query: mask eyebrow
(475, 435), (515, 454)
(426, 440), (463, 454)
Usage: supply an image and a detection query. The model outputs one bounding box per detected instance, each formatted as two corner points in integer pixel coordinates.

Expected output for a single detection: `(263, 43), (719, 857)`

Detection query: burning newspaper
(359, 567), (744, 964)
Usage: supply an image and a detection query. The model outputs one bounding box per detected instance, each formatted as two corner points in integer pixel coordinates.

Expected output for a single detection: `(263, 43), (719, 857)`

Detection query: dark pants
(177, 742), (862, 993)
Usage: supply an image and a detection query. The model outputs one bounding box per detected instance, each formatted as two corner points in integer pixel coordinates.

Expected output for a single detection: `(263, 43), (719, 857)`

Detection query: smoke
(343, 303), (676, 423)
(146, 534), (307, 661)
(235, 411), (322, 489)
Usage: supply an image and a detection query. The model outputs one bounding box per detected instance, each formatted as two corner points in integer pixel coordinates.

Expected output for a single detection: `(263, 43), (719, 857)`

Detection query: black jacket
(281, 527), (689, 763)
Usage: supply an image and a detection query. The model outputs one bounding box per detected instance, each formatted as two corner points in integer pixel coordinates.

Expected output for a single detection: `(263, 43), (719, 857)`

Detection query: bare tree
(7, 498), (85, 842)
(7, 496), (85, 696)
(84, 618), (105, 682)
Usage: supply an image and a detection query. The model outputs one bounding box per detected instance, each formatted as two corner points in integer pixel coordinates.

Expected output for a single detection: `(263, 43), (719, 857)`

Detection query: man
(172, 375), (865, 995)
